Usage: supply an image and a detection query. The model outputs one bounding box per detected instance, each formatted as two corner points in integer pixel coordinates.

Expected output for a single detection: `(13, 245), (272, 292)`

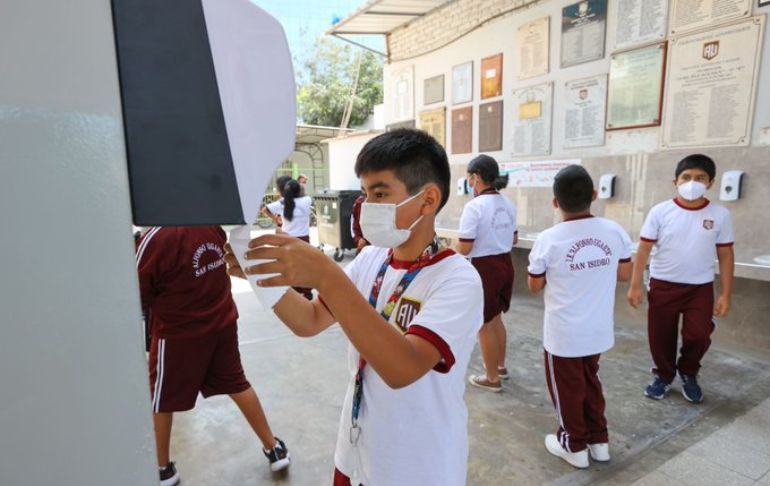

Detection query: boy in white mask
(628, 154), (735, 404)
(225, 129), (483, 486)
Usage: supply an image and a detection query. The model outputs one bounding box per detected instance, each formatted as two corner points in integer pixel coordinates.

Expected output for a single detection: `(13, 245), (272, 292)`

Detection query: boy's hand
(224, 243), (246, 279)
(243, 234), (340, 290)
(714, 294), (730, 317)
(627, 285), (644, 308)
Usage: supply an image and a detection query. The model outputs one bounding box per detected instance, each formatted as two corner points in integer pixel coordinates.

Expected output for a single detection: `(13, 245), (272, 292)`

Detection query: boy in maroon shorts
(628, 154), (735, 404)
(137, 226), (289, 486)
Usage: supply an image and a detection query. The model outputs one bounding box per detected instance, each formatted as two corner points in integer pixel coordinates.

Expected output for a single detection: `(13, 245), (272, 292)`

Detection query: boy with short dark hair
(137, 226), (290, 486)
(528, 165), (633, 468)
(226, 129), (483, 486)
(628, 154), (734, 404)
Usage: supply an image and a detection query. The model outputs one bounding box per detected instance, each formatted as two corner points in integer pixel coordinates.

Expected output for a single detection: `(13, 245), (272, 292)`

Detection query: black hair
(675, 154), (716, 181)
(354, 129), (450, 210)
(275, 175), (292, 196)
(282, 179), (301, 222)
(553, 165), (594, 213)
(467, 154), (509, 191)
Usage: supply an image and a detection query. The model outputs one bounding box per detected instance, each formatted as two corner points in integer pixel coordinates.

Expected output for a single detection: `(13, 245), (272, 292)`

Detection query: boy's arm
(241, 235), (443, 389)
(527, 274), (546, 293)
(628, 240), (654, 308)
(456, 240), (474, 256)
(715, 245), (734, 317)
(527, 237), (547, 293)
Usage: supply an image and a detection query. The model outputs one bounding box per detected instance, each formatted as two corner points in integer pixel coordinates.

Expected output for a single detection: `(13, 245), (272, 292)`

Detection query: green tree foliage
(297, 37), (383, 127)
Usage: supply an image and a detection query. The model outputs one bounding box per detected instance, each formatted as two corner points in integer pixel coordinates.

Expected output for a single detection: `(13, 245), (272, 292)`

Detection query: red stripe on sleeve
(458, 238), (475, 243)
(619, 257), (632, 263)
(639, 237), (657, 243)
(528, 272), (546, 278)
(716, 242), (734, 247)
(405, 325), (455, 374)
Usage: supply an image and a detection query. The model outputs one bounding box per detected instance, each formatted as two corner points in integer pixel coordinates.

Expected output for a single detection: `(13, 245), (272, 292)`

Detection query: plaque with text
(564, 75), (607, 148)
(390, 65), (414, 122)
(511, 82), (553, 156)
(517, 17), (550, 79)
(669, 0), (751, 35)
(662, 16), (764, 148)
(424, 74), (445, 105)
(452, 61), (473, 105)
(479, 101), (504, 152)
(386, 120), (415, 131)
(614, 0), (667, 50)
(606, 43), (666, 130)
(481, 53), (503, 99)
(419, 108), (446, 147)
(561, 0), (607, 68)
(451, 107), (473, 154)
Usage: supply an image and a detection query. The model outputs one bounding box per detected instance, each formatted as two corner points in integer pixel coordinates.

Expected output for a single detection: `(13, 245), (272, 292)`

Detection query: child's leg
(230, 387), (277, 450)
(677, 283), (715, 377)
(153, 412), (174, 467)
(544, 350), (590, 452)
(479, 318), (502, 382)
(582, 354), (608, 445)
(494, 316), (507, 369)
(647, 279), (684, 383)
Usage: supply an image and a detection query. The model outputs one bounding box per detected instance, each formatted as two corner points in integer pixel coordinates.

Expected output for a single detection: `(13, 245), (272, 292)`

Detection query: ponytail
(493, 174), (509, 191)
(282, 179), (301, 222)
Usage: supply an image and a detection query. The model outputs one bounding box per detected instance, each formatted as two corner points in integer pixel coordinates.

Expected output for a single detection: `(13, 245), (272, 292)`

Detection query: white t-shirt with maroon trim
(458, 192), (518, 258)
(332, 246), (483, 486)
(528, 216), (632, 358)
(640, 199), (734, 285)
(267, 196), (312, 237)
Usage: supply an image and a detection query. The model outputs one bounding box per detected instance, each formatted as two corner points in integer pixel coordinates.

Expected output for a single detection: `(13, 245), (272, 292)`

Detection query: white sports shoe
(588, 442), (610, 462)
(544, 434), (589, 469)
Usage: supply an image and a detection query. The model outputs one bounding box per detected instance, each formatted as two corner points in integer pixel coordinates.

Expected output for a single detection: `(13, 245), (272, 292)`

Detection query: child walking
(136, 226), (290, 486)
(457, 154), (518, 392)
(226, 129), (483, 485)
(628, 154), (734, 403)
(528, 165), (632, 468)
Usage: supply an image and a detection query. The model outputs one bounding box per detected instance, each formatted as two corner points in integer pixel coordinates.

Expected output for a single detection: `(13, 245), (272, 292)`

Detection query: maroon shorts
(149, 324), (250, 413)
(471, 253), (514, 323)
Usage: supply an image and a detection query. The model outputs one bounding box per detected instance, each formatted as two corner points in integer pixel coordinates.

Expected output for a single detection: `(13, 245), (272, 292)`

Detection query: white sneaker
(544, 434), (589, 468)
(588, 443), (610, 462)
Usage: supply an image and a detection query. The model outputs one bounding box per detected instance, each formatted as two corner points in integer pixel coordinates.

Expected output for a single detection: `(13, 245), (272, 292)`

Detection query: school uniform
(528, 216), (632, 452)
(639, 198), (734, 383)
(326, 245), (483, 486)
(458, 188), (518, 322)
(267, 196), (314, 298)
(136, 227), (249, 413)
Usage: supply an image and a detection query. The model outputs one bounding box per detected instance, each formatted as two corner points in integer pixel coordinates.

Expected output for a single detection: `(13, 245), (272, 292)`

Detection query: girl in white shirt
(457, 155), (518, 392)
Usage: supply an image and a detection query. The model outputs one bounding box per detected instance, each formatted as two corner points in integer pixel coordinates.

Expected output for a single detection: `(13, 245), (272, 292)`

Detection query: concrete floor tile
(689, 433), (770, 480)
(659, 451), (754, 486)
(629, 471), (677, 486)
(758, 470), (770, 485)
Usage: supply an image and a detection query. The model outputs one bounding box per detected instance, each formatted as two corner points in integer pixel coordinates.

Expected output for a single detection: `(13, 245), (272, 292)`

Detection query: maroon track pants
(647, 278), (715, 383)
(544, 351), (608, 453)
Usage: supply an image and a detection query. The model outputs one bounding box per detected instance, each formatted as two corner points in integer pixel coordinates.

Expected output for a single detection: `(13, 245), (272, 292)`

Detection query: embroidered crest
(703, 219), (714, 230)
(394, 298), (422, 333)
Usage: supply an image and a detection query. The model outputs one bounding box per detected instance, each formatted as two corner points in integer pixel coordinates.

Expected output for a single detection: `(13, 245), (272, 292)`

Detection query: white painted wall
(0, 1), (157, 485)
(326, 132), (382, 190)
(385, 0), (770, 164)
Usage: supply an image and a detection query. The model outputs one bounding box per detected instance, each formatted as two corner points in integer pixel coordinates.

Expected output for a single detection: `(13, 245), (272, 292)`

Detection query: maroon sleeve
(135, 228), (177, 312)
(405, 325), (456, 374)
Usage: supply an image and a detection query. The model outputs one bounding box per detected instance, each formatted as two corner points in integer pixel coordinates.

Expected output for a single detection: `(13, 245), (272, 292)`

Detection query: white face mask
(360, 190), (424, 248)
(677, 180), (707, 201)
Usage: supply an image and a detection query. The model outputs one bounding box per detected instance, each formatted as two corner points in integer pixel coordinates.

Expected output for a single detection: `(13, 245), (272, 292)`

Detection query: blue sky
(251, 0), (385, 64)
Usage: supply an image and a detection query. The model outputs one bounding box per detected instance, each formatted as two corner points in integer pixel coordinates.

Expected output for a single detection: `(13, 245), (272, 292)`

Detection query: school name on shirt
(192, 242), (226, 278)
(565, 237), (613, 272)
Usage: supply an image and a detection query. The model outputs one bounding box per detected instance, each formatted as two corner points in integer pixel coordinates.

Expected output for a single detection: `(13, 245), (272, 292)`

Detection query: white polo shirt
(267, 196), (312, 237)
(528, 216), (632, 358)
(457, 191), (518, 258)
(332, 246), (483, 486)
(640, 199), (734, 285)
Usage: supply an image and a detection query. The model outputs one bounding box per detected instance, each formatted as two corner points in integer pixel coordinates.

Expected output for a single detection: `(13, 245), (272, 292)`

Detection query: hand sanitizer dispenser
(720, 170), (744, 202)
(598, 174), (616, 199)
(457, 177), (469, 196)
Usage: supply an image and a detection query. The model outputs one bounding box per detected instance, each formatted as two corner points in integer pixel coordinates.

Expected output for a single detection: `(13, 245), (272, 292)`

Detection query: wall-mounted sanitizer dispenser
(457, 177), (469, 196)
(598, 174), (616, 199)
(720, 170), (744, 202)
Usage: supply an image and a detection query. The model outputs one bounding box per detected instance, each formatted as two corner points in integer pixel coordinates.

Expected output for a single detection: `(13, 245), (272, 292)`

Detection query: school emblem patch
(703, 219), (714, 230)
(394, 298), (422, 333)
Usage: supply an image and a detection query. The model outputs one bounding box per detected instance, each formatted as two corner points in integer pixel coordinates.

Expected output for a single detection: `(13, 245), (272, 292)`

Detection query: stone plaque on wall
(561, 0), (607, 68)
(390, 65), (414, 122)
(511, 82), (552, 156)
(478, 101), (503, 152)
(452, 61), (473, 105)
(386, 120), (416, 131)
(606, 43), (666, 130)
(669, 0), (751, 35)
(481, 53), (503, 99)
(564, 75), (607, 148)
(613, 0), (667, 50)
(419, 108), (446, 147)
(451, 106), (473, 154)
(517, 17), (550, 79)
(424, 74), (445, 105)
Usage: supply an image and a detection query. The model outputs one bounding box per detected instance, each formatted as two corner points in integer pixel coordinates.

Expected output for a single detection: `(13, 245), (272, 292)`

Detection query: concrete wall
(0, 1), (157, 485)
(327, 132), (382, 190)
